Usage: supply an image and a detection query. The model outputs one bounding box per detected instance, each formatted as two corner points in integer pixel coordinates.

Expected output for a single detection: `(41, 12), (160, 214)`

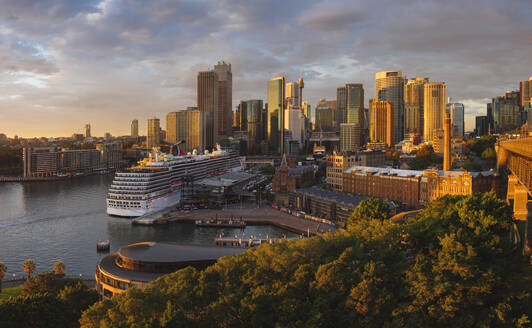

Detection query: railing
(499, 137), (532, 193)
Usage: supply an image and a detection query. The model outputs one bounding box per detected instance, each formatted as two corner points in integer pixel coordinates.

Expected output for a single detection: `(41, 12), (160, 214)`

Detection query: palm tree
(22, 259), (36, 279)
(52, 260), (66, 275)
(0, 262), (6, 293)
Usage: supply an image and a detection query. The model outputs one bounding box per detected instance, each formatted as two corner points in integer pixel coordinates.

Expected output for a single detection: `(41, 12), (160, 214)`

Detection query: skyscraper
(146, 117), (160, 149)
(340, 123), (361, 152)
(423, 82), (446, 143)
(166, 109), (204, 153)
(404, 77), (428, 135)
(475, 116), (489, 136)
(375, 71), (405, 144)
(345, 84), (364, 125)
(286, 81), (299, 106)
(197, 70), (219, 149)
(492, 91), (521, 132)
(315, 102), (334, 132)
(240, 100), (264, 153)
(336, 86), (346, 125)
(284, 106), (305, 152)
(447, 102), (465, 137)
(302, 101), (311, 120)
(267, 76), (285, 153)
(369, 99), (393, 147)
(131, 119), (138, 138)
(84, 123), (91, 138)
(520, 77), (532, 107)
(214, 61), (232, 138)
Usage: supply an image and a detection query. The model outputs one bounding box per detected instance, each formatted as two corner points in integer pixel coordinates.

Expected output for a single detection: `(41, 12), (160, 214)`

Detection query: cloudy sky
(0, 0), (530, 137)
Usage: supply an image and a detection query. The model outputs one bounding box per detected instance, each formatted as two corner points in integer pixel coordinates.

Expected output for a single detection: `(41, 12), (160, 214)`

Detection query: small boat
(97, 240), (110, 252)
(195, 217), (246, 228)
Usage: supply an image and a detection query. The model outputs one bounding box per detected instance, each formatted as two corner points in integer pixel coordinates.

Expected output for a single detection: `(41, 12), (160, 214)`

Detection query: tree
(52, 261), (66, 276)
(416, 144), (434, 160)
(258, 164), (275, 176)
(462, 161), (482, 172)
(409, 144), (435, 170)
(79, 193), (532, 328)
(57, 282), (99, 326)
(22, 259), (36, 279)
(348, 198), (391, 227)
(22, 272), (83, 297)
(0, 262), (6, 293)
(0, 294), (68, 328)
(481, 147), (496, 161)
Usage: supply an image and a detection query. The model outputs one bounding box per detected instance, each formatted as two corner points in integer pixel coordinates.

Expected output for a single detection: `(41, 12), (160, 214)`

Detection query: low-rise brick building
(343, 166), (501, 209)
(343, 166), (423, 208)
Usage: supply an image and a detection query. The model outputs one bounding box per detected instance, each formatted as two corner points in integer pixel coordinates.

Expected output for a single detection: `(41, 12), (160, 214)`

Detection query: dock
(132, 206), (337, 236)
(195, 217), (246, 228)
(214, 236), (287, 248)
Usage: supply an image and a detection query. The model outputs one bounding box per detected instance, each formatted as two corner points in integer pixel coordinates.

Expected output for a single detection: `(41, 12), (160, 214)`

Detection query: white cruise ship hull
(107, 190), (182, 217)
(106, 150), (243, 218)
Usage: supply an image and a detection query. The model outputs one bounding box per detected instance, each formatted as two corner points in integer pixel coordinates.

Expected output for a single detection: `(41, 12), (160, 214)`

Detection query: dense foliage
(21, 272), (89, 297)
(409, 144), (442, 170)
(0, 273), (98, 328)
(0, 148), (22, 174)
(258, 164), (276, 176)
(462, 160), (482, 172)
(80, 192), (531, 327)
(467, 135), (497, 157)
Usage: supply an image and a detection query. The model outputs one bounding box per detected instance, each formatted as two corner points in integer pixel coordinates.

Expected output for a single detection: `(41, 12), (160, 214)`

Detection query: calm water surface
(0, 175), (294, 277)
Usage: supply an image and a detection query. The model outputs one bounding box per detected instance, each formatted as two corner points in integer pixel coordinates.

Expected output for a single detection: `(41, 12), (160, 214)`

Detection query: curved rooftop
(118, 242), (245, 263)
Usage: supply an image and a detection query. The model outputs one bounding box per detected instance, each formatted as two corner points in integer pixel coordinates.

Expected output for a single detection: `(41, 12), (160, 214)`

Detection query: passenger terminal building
(95, 242), (244, 299)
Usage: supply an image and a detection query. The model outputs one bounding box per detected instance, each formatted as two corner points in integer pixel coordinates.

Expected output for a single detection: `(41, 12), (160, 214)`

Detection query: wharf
(132, 206), (337, 236)
(195, 218), (246, 228)
(214, 236), (285, 248)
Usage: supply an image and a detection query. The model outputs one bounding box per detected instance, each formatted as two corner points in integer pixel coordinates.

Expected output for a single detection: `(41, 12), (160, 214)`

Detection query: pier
(195, 217), (246, 228)
(214, 235), (288, 248)
(132, 206), (337, 236)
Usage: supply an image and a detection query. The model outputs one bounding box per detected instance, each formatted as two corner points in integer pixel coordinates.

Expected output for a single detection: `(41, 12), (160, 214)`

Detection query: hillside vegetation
(80, 193), (532, 328)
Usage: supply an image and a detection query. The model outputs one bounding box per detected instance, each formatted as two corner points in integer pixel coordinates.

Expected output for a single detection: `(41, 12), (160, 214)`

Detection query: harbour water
(0, 174), (295, 278)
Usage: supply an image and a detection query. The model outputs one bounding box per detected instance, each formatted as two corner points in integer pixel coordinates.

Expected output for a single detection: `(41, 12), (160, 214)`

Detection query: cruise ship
(106, 145), (242, 217)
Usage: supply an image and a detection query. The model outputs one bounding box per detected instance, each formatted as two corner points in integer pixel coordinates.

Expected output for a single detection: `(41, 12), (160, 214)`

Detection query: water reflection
(0, 175), (294, 277)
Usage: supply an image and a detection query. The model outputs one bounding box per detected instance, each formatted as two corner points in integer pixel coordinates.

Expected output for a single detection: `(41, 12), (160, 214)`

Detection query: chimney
(443, 113), (451, 171)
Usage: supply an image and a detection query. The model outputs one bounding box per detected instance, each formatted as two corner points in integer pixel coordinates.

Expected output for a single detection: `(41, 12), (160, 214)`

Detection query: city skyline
(0, 0), (531, 137)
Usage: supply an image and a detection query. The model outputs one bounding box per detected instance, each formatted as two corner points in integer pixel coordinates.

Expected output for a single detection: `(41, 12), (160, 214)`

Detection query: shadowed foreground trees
(0, 272), (98, 328)
(0, 262), (6, 293)
(80, 192), (531, 328)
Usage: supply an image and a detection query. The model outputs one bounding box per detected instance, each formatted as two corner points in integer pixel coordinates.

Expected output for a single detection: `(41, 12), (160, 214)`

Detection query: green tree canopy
(348, 198), (391, 226)
(462, 160), (482, 172)
(0, 294), (68, 328)
(78, 193), (531, 327)
(481, 147), (496, 160)
(22, 272), (85, 298)
(258, 164), (276, 176)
